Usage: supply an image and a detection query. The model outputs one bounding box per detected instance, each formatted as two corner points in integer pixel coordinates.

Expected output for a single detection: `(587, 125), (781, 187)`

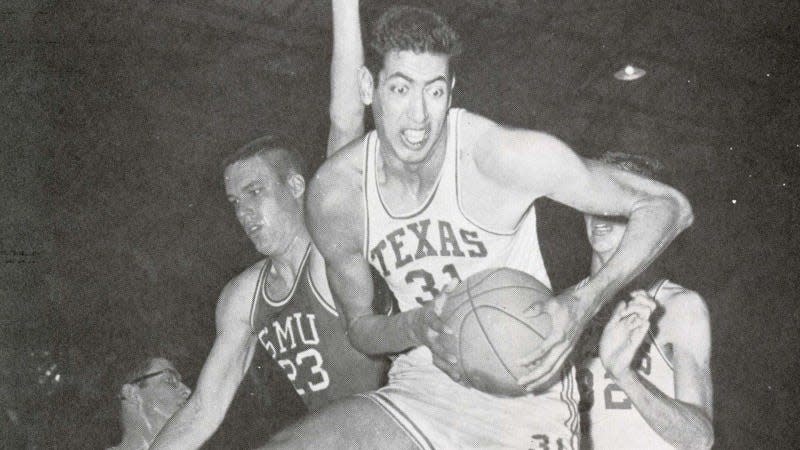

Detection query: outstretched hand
(599, 290), (657, 380)
(515, 290), (583, 392)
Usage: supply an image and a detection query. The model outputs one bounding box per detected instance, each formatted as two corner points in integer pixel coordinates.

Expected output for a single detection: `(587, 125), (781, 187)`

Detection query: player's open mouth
(592, 223), (612, 235)
(401, 128), (427, 149)
(246, 224), (262, 235)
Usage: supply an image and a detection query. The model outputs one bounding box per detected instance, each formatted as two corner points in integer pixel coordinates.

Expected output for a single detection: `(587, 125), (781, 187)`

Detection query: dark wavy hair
(365, 5), (462, 79)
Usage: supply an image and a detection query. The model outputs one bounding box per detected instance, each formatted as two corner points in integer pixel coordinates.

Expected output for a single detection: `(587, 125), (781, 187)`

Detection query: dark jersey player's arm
(150, 267), (260, 449)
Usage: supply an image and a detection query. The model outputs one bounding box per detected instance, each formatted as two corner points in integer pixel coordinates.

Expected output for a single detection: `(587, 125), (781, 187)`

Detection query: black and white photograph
(3, 0), (798, 448)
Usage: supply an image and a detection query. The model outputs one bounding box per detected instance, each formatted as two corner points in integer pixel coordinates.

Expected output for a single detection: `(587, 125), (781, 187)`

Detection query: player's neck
(378, 129), (448, 198)
(117, 425), (151, 450)
(270, 232), (311, 274)
(590, 251), (612, 277)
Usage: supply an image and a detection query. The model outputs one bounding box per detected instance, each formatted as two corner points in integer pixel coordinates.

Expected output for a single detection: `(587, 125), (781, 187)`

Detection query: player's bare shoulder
(309, 135), (365, 204)
(306, 135), (367, 253)
(216, 258), (266, 326)
(458, 109), (572, 189)
(455, 109), (499, 160)
(655, 281), (710, 342)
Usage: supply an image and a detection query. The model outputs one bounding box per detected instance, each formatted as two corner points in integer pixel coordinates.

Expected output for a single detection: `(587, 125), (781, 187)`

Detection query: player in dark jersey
(150, 1), (387, 447)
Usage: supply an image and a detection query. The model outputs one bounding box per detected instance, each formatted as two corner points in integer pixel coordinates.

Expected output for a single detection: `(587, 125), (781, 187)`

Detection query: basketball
(439, 267), (553, 397)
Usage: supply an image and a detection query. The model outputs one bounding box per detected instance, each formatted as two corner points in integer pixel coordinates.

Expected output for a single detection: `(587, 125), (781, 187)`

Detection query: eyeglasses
(126, 369), (181, 387)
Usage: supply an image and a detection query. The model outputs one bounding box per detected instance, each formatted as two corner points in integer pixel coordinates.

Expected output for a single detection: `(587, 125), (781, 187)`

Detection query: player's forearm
(150, 397), (224, 449)
(329, 0), (364, 154)
(580, 193), (693, 319)
(615, 371), (714, 449)
(347, 309), (422, 355)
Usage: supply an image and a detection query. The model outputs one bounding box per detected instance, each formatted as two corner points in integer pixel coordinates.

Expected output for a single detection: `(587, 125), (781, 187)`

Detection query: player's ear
(286, 172), (305, 199)
(358, 66), (374, 106)
(447, 74), (456, 108)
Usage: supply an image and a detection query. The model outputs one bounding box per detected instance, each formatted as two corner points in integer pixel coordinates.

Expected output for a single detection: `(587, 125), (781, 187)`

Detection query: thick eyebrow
(385, 72), (448, 86)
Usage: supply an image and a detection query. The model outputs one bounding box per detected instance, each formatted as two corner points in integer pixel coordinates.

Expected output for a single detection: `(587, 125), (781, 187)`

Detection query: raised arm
(151, 272), (259, 449)
(612, 290), (714, 449)
(327, 0), (365, 156)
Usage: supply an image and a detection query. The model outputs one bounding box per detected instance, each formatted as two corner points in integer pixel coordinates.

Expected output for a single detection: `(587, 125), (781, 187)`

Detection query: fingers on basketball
(515, 328), (560, 369)
(425, 308), (452, 336)
(432, 354), (461, 382)
(518, 339), (573, 391)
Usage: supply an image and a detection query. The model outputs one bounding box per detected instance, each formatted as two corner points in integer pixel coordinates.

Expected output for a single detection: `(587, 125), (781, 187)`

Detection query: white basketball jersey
(363, 108), (551, 315)
(580, 280), (677, 450)
(362, 108), (578, 449)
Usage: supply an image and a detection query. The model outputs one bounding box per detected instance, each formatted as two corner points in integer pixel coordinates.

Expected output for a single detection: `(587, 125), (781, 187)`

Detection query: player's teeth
(403, 130), (425, 144)
(594, 224), (610, 233)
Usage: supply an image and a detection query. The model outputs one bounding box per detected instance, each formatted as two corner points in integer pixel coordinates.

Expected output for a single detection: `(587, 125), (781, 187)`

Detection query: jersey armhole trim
(647, 278), (675, 372)
(249, 259), (273, 332)
(307, 269), (339, 317)
(454, 108), (526, 236)
(362, 132), (372, 259)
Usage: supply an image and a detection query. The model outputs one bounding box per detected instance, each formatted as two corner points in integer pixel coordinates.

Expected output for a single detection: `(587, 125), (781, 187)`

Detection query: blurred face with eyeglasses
(125, 358), (191, 426)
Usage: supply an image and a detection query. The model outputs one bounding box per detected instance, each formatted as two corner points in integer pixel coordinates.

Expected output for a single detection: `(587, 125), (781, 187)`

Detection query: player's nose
(409, 92), (428, 124)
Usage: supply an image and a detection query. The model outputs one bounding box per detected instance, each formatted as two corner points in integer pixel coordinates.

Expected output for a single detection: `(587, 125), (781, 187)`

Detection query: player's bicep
(324, 248), (375, 327)
(547, 156), (669, 219)
(306, 167), (372, 327)
(474, 127), (634, 214)
(671, 293), (713, 419)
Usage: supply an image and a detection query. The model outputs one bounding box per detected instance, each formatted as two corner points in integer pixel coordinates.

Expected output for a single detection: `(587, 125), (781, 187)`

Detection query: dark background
(3, 0), (799, 447)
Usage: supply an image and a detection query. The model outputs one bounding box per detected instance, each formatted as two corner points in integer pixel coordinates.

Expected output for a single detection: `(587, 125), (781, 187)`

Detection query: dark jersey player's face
(224, 155), (304, 256)
(371, 50), (452, 166)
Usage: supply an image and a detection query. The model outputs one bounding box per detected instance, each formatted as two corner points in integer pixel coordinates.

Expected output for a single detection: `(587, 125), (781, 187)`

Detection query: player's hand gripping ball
(439, 267), (554, 396)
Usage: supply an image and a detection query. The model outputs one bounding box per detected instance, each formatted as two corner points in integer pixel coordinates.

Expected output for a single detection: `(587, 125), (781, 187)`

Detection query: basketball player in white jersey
(149, 1), (386, 448)
(261, 4), (694, 449)
(576, 152), (713, 449)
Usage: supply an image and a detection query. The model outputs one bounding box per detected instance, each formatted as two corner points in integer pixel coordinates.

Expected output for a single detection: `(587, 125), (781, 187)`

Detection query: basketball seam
(440, 284), (549, 321)
(466, 278), (520, 391)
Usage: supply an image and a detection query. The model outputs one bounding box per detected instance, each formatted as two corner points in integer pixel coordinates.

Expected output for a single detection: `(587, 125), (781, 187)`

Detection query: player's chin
(395, 139), (431, 161)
